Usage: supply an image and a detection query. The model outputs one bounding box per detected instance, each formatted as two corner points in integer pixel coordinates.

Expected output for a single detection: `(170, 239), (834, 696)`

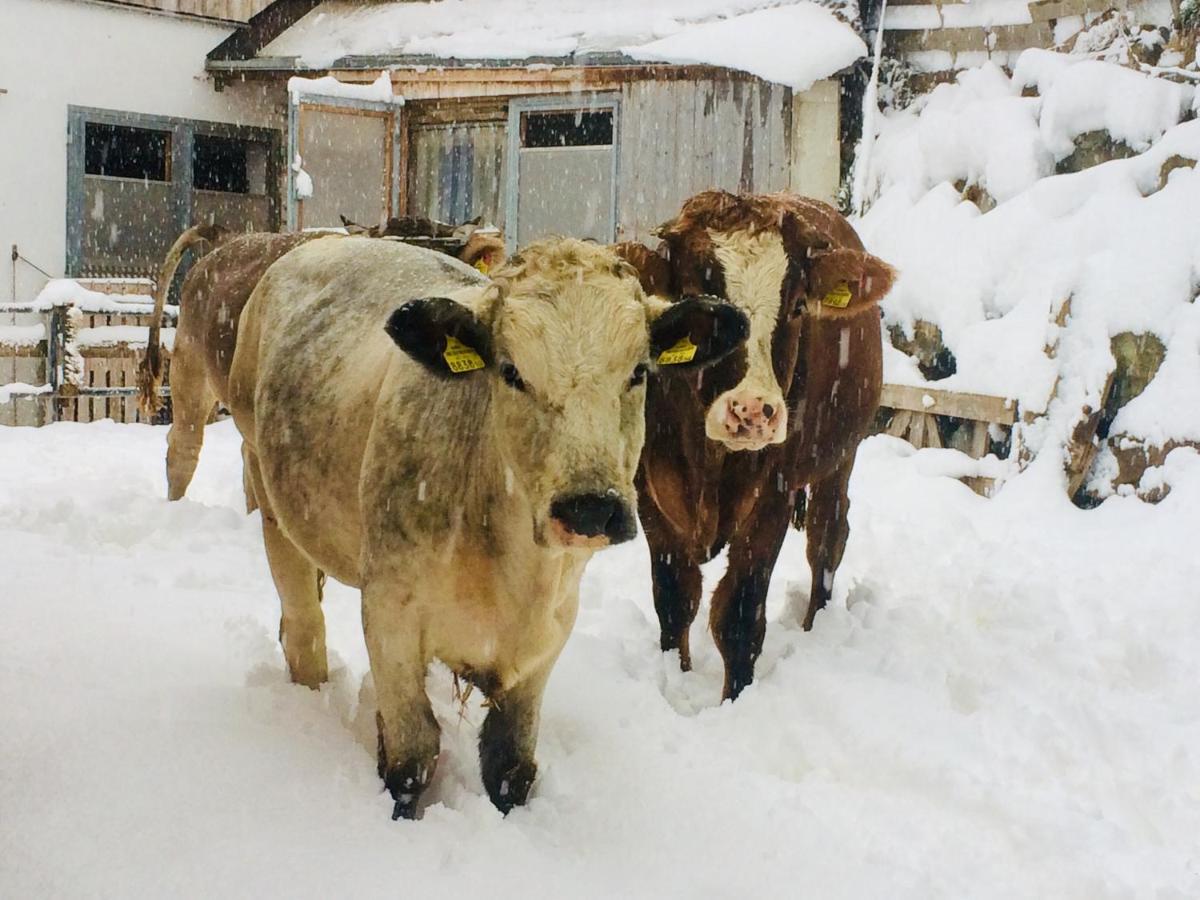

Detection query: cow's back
(176, 231), (327, 402)
(231, 237), (487, 584)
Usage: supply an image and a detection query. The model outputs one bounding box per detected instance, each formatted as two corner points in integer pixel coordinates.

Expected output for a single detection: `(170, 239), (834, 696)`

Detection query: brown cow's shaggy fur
(617, 190), (896, 700)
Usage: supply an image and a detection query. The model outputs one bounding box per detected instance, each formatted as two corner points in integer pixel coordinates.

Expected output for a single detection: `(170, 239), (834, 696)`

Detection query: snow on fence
(0, 278), (174, 426)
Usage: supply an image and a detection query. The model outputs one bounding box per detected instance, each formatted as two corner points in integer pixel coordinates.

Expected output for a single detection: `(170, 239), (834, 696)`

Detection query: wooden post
(46, 305), (64, 423)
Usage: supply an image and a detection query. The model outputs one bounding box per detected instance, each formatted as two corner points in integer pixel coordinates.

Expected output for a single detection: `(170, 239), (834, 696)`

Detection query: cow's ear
(807, 249), (897, 313)
(385, 297), (494, 377)
(858, 253), (897, 305)
(648, 295), (748, 372)
(780, 208), (833, 262)
(612, 241), (673, 298)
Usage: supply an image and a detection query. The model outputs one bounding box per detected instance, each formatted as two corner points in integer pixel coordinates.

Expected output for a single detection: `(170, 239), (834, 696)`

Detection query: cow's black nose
(550, 492), (635, 543)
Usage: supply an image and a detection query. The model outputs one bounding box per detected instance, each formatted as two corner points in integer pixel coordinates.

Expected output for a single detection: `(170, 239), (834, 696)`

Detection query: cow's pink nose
(722, 394), (782, 442)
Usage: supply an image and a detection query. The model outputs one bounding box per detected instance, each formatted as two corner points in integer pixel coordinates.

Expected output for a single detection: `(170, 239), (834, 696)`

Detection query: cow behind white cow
(228, 236), (747, 818)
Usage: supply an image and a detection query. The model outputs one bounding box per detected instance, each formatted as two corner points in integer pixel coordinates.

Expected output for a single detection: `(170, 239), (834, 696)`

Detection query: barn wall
(407, 122), (508, 230)
(615, 77), (795, 243)
(397, 74), (843, 244)
(789, 79), (842, 203)
(0, 0), (284, 305)
(95, 0), (275, 21)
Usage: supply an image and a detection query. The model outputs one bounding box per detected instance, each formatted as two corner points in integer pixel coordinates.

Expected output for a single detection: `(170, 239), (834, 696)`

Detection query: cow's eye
(629, 364), (648, 389)
(500, 362), (525, 392)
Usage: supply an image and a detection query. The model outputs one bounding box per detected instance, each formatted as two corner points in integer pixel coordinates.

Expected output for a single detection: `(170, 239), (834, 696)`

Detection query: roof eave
(205, 52), (862, 86)
(207, 0), (323, 63)
(206, 50), (649, 74)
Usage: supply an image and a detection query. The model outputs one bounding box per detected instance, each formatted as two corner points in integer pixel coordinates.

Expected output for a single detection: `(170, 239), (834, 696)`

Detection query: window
(192, 134), (249, 193)
(84, 123), (169, 181)
(69, 107), (281, 279)
(507, 97), (618, 248)
(520, 110), (614, 148)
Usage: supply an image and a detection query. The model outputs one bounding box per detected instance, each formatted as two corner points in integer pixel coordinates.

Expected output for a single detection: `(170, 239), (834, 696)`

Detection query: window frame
(191, 132), (254, 194)
(504, 93), (620, 255)
(83, 121), (173, 183)
(66, 106), (281, 277)
(286, 93), (405, 232)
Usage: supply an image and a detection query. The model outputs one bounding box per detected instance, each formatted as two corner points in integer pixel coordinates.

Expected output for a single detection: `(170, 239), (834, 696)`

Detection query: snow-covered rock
(858, 52), (1200, 498)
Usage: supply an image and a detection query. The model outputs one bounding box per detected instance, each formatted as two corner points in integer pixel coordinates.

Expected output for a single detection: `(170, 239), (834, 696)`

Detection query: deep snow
(3, 420), (1199, 897)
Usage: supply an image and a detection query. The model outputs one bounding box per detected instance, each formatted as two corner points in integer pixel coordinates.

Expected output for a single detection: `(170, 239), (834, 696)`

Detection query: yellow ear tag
(657, 335), (698, 366)
(443, 336), (485, 373)
(822, 282), (853, 309)
(473, 259), (490, 275)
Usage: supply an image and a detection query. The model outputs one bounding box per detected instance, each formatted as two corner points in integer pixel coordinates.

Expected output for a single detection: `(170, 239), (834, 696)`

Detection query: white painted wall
(0, 0), (284, 303)
(790, 79), (842, 204)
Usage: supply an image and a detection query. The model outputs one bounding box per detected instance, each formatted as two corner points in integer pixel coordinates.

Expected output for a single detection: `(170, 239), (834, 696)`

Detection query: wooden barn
(206, 0), (869, 249)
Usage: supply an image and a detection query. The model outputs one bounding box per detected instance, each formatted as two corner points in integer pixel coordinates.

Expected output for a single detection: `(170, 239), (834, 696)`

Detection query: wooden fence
(1, 279), (172, 426)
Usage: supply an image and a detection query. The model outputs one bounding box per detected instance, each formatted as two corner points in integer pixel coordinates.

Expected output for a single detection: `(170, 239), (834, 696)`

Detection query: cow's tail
(136, 223), (226, 419)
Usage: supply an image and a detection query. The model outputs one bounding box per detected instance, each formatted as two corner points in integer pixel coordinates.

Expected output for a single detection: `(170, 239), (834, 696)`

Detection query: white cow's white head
(386, 238), (748, 549)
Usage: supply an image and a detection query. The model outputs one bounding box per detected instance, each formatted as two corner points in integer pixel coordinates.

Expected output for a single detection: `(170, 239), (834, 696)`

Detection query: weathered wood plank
(0, 343), (46, 358)
(880, 383), (1017, 425)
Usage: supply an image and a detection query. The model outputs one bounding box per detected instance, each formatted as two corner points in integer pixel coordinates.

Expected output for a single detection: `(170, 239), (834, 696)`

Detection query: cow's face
(648, 191), (895, 453)
(386, 239), (747, 550)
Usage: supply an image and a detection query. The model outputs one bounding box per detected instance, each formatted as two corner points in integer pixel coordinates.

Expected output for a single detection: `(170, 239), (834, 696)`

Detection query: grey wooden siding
(616, 78), (792, 243)
(407, 122), (507, 230)
(403, 77), (794, 241)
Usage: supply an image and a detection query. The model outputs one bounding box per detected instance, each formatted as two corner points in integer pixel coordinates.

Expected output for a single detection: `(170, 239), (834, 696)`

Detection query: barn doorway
(505, 95), (619, 252)
(286, 89), (405, 231)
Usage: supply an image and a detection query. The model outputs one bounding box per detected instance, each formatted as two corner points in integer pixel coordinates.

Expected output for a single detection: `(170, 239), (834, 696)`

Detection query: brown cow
(138, 228), (332, 502)
(615, 190), (895, 700)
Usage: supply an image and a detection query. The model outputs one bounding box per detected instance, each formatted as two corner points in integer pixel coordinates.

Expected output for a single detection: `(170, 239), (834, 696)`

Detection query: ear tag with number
(473, 259), (490, 275)
(657, 336), (698, 366)
(822, 282), (853, 309)
(443, 336), (486, 373)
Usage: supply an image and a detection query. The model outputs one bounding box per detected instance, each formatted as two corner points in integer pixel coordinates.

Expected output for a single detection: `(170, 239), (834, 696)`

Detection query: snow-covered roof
(256, 0), (866, 91)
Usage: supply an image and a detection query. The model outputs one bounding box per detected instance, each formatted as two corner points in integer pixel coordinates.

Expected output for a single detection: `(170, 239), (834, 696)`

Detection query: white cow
(228, 236), (747, 818)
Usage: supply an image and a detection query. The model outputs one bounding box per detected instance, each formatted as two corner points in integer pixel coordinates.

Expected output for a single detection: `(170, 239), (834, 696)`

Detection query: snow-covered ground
(3, 419), (1199, 897)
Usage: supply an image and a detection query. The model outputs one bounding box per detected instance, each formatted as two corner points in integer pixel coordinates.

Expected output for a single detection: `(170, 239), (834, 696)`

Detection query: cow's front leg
(363, 585), (439, 820)
(801, 458), (855, 631)
(650, 549), (703, 670)
(709, 488), (793, 701)
(479, 665), (553, 815)
(640, 497), (703, 670)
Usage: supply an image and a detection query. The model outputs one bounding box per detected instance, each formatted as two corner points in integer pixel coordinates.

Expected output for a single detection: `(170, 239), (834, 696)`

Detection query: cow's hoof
(722, 670), (755, 702)
(483, 758), (537, 815)
(391, 795), (419, 821)
(382, 759), (434, 821)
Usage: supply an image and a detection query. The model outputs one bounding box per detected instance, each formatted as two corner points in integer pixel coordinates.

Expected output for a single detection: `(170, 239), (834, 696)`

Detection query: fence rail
(1, 299), (175, 426)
